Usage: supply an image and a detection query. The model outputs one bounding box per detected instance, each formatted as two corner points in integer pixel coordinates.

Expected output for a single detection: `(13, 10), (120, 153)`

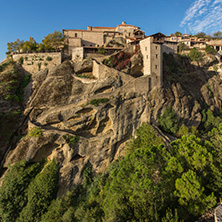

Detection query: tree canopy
(6, 31), (65, 55)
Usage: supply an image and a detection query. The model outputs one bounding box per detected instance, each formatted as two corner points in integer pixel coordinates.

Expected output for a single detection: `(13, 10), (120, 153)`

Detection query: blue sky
(0, 0), (222, 62)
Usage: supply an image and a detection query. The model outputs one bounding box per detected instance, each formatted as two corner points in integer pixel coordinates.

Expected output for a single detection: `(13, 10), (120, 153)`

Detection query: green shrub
(46, 56), (53, 61)
(205, 45), (217, 55)
(5, 94), (19, 102)
(44, 62), (48, 66)
(98, 47), (107, 55)
(0, 60), (15, 72)
(89, 98), (109, 107)
(29, 127), (42, 137)
(25, 56), (28, 61)
(18, 56), (24, 65)
(16, 74), (31, 102)
(158, 107), (179, 134)
(188, 48), (203, 64)
(213, 65), (218, 72)
(63, 134), (79, 147)
(38, 62), (42, 71)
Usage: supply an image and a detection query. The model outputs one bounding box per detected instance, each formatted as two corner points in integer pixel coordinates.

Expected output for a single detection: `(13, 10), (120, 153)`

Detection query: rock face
(74, 58), (93, 74)
(104, 37), (126, 48)
(2, 53), (222, 195)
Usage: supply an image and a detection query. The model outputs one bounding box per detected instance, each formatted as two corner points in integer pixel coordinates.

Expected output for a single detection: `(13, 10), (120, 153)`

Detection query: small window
(156, 46), (158, 50)
(155, 65), (158, 69)
(75, 33), (77, 37)
(146, 55), (148, 59)
(156, 54), (158, 59)
(145, 47), (147, 51)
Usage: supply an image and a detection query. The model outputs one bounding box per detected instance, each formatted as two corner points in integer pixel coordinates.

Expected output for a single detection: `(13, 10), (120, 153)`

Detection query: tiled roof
(93, 27), (116, 29)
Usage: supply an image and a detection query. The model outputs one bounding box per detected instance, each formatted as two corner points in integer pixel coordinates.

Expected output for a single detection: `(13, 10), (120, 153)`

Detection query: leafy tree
(42, 31), (65, 51)
(21, 37), (37, 52)
(102, 145), (168, 222)
(174, 32), (182, 37)
(195, 32), (206, 38)
(6, 39), (24, 54)
(158, 107), (179, 134)
(126, 122), (163, 154)
(205, 45), (217, 55)
(174, 170), (216, 216)
(0, 160), (43, 222)
(178, 43), (189, 53)
(18, 160), (59, 222)
(213, 31), (222, 39)
(189, 47), (203, 65)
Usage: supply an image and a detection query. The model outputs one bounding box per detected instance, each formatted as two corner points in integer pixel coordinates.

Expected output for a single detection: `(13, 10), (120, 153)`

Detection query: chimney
(87, 26), (92, 31)
(122, 21), (126, 25)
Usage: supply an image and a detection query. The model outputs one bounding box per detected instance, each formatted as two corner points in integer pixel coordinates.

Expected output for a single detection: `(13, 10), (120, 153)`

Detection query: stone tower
(140, 33), (166, 90)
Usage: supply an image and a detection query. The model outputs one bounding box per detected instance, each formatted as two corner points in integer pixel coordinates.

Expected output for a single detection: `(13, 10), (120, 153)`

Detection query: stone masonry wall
(12, 52), (62, 74)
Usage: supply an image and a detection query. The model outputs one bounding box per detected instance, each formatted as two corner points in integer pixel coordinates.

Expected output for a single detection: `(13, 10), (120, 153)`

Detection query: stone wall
(72, 47), (84, 60)
(12, 52), (62, 74)
(93, 60), (112, 79)
(163, 42), (178, 54)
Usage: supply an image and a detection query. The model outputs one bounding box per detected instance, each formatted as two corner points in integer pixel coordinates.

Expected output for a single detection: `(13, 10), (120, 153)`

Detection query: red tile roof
(93, 27), (116, 29)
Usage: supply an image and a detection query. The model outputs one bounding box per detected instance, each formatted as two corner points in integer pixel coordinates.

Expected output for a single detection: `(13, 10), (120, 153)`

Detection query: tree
(21, 37), (37, 52)
(174, 170), (216, 216)
(18, 160), (58, 222)
(174, 32), (182, 37)
(6, 39), (24, 54)
(213, 31), (222, 39)
(205, 45), (217, 55)
(178, 42), (189, 53)
(195, 32), (207, 38)
(189, 47), (203, 65)
(158, 107), (179, 134)
(0, 160), (43, 222)
(42, 31), (65, 51)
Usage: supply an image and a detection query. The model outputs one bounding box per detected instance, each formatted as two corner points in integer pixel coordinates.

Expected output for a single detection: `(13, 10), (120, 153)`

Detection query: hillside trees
(205, 45), (217, 55)
(1, 122), (222, 221)
(6, 31), (65, 55)
(0, 160), (44, 222)
(189, 47), (203, 65)
(0, 160), (58, 222)
(213, 31), (222, 39)
(41, 31), (65, 51)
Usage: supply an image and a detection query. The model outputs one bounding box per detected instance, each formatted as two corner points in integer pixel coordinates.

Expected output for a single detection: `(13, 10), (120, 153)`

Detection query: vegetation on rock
(89, 98), (109, 107)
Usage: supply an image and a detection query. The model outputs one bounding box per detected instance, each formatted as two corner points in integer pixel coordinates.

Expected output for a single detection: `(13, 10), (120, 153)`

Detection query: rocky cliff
(1, 52), (222, 196)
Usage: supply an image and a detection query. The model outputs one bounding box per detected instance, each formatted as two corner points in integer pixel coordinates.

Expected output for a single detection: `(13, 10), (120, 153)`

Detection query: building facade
(140, 33), (166, 90)
(63, 22), (145, 55)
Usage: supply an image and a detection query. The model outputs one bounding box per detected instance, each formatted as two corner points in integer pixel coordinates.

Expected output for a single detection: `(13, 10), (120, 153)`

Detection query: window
(156, 54), (158, 59)
(146, 55), (148, 59)
(75, 33), (77, 37)
(145, 47), (147, 51)
(156, 46), (158, 50)
(155, 65), (158, 69)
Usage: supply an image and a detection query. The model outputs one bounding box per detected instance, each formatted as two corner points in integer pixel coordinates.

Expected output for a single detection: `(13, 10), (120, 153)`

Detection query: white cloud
(180, 0), (222, 34)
